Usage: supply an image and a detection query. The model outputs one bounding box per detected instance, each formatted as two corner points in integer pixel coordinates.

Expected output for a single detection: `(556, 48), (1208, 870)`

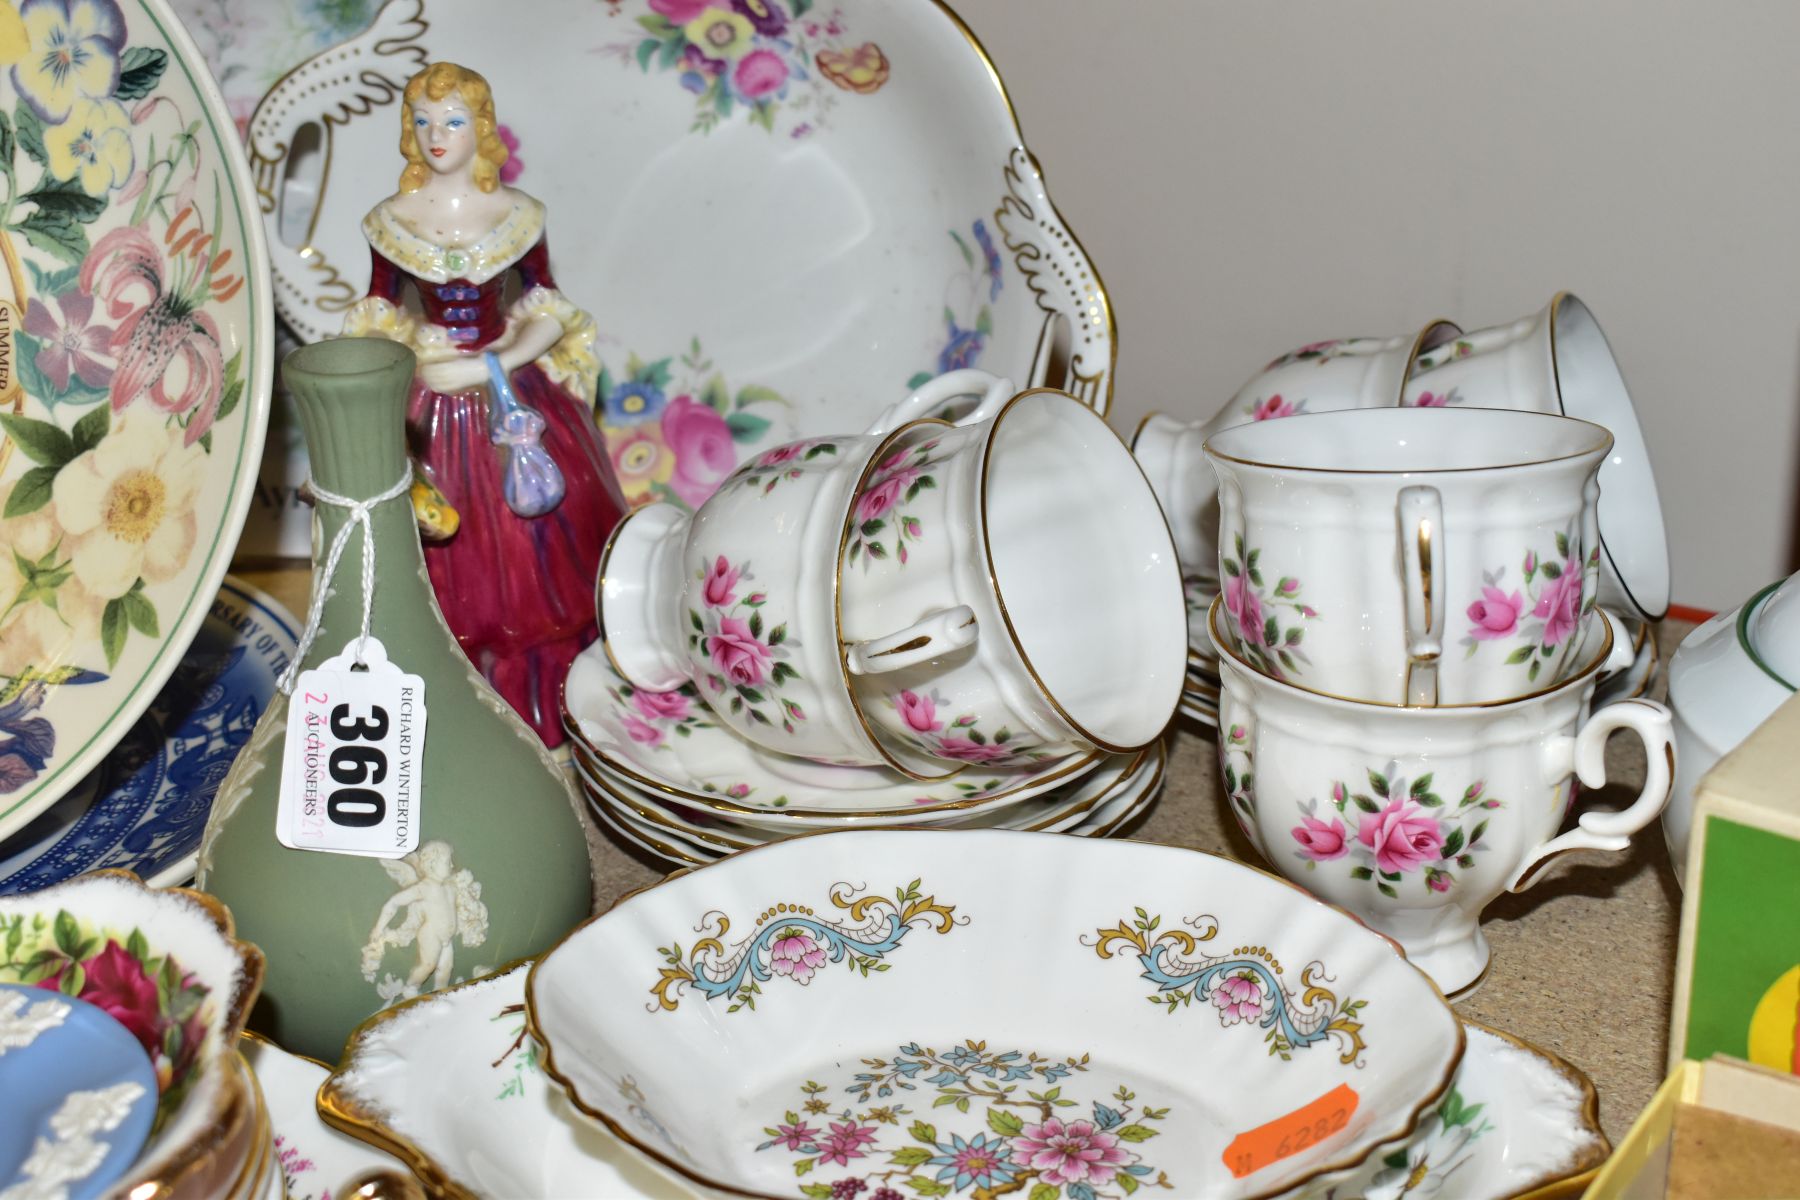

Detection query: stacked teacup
(580, 370), (1188, 859)
(1199, 403), (1676, 995)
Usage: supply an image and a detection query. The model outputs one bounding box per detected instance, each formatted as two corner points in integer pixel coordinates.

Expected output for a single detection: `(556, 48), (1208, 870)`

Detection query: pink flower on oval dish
(1533, 562), (1584, 648)
(1466, 586), (1523, 640)
(621, 714), (664, 746)
(631, 687), (690, 722)
(662, 394), (738, 508)
(1223, 573), (1264, 645)
(895, 690), (940, 733)
(1011, 1117), (1130, 1187)
(769, 925), (827, 984)
(1250, 394), (1298, 421)
(701, 555), (740, 607)
(1356, 794), (1445, 875)
(1211, 970), (1266, 1026)
(1291, 814), (1348, 861)
(734, 48), (789, 99)
(708, 614), (771, 685)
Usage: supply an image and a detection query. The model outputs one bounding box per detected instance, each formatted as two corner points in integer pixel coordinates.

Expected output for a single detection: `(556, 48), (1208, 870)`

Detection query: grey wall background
(954, 0), (1800, 611)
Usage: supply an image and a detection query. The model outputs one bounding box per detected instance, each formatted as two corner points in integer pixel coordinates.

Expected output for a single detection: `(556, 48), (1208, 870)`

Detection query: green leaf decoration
(909, 1119), (938, 1145)
(987, 1108), (1025, 1137)
(734, 384), (787, 410)
(1352, 793), (1381, 813)
(1470, 820), (1488, 846)
(1442, 828), (1465, 857)
(791, 0), (814, 15)
(14, 103), (45, 166)
(725, 410), (771, 443)
(1410, 773), (1433, 796)
(115, 46), (168, 101)
(1504, 645), (1534, 664)
(57, 962), (85, 995)
(19, 177), (108, 225)
(0, 413), (74, 467)
(889, 1146), (934, 1167)
(101, 597), (127, 667)
(1031, 1185), (1061, 1200)
(1367, 769), (1390, 797)
(53, 910), (81, 957)
(800, 1186), (833, 1200)
(1115, 1123), (1160, 1142)
(1349, 866), (1373, 880)
(1540, 561), (1562, 579)
(126, 928), (149, 961)
(71, 403), (109, 454)
(121, 589), (158, 638)
(1377, 881), (1398, 898)
(1262, 616), (1279, 647)
(792, 1157), (815, 1177)
(15, 207), (89, 265)
(635, 12), (675, 34)
(4, 465), (55, 517)
(748, 610), (763, 639)
(0, 111), (13, 181)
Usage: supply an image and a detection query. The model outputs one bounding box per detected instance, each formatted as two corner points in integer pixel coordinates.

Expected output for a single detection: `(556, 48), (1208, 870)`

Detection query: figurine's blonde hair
(398, 62), (507, 193)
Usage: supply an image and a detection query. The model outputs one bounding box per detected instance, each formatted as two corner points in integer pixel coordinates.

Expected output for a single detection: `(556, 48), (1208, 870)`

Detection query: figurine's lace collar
(362, 194), (545, 285)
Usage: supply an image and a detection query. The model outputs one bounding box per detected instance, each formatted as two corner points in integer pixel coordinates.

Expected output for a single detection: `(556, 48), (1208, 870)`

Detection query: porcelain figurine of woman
(343, 61), (625, 747)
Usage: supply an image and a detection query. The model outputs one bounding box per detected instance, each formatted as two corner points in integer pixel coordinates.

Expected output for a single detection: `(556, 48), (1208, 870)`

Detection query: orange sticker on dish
(1221, 1083), (1359, 1179)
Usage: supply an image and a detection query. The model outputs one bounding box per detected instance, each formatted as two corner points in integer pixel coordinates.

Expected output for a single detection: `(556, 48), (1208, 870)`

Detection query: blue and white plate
(0, 579), (297, 894)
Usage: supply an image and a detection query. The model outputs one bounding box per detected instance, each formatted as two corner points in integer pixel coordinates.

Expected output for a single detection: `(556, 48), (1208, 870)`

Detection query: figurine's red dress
(349, 197), (623, 746)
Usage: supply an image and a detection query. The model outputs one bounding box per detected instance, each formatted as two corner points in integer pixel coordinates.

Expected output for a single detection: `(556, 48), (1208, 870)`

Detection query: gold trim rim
(1395, 317), (1464, 401)
(1202, 407), (1614, 477)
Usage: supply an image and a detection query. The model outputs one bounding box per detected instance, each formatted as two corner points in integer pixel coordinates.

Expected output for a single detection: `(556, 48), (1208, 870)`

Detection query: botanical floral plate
(582, 742), (1165, 866)
(564, 642), (1103, 822)
(246, 0), (1112, 509)
(0, 0), (273, 843)
(240, 1032), (409, 1200)
(527, 829), (1463, 1200)
(0, 576), (295, 893)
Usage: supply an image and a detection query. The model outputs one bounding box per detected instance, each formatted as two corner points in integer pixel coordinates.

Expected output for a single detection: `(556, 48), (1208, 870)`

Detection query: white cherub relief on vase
(360, 840), (490, 1003)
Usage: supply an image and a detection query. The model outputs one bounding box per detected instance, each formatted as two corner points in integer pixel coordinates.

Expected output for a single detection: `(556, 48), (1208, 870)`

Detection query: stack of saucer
(561, 647), (1165, 867)
(1178, 576), (1224, 726)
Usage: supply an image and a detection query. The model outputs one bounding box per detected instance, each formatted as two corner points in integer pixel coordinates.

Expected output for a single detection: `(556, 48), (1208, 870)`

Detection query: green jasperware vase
(198, 338), (591, 1061)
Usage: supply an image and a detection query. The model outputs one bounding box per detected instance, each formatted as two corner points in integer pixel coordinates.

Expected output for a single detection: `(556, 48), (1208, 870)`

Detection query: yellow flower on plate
(605, 424), (675, 506)
(51, 409), (203, 601)
(0, 3), (27, 67)
(45, 95), (133, 195)
(15, 0), (124, 122)
(684, 8), (754, 61)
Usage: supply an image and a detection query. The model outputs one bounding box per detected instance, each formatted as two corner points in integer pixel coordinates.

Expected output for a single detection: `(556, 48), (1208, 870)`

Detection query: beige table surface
(237, 564), (1685, 1148)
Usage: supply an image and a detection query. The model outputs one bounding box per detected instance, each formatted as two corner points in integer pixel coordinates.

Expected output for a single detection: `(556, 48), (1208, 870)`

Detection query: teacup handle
(1595, 607), (1636, 678)
(845, 606), (978, 675)
(864, 370), (1016, 436)
(1505, 697), (1675, 892)
(1397, 486), (1447, 705)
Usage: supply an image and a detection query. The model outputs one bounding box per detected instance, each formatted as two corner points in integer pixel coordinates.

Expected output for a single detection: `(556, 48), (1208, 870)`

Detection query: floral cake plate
(564, 642), (1104, 823)
(0, 576), (296, 893)
(0, 0), (273, 842)
(246, 0), (1112, 509)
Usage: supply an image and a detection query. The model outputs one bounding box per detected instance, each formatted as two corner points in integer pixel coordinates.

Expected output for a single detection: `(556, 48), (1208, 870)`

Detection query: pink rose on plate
(1356, 794), (1445, 875)
(621, 715), (664, 746)
(1466, 586), (1524, 640)
(734, 48), (789, 99)
(1211, 971), (1265, 1025)
(1224, 573), (1265, 645)
(1533, 562), (1584, 648)
(755, 441), (808, 467)
(663, 395), (738, 508)
(632, 688), (690, 722)
(895, 690), (940, 733)
(769, 926), (827, 984)
(708, 615), (772, 685)
(1412, 391), (1449, 407)
(1250, 394), (1298, 421)
(855, 465), (919, 523)
(702, 555), (740, 607)
(933, 736), (1013, 763)
(1291, 814), (1348, 861)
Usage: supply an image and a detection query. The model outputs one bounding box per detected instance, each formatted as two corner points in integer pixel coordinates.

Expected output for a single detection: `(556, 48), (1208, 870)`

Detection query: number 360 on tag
(277, 636), (426, 859)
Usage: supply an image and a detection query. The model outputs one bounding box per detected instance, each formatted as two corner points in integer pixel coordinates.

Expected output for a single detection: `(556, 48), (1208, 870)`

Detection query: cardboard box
(1669, 692), (1800, 1073)
(1586, 1056), (1800, 1198)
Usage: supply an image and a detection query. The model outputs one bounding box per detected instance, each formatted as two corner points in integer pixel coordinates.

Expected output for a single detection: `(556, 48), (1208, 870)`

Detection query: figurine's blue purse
(484, 352), (565, 517)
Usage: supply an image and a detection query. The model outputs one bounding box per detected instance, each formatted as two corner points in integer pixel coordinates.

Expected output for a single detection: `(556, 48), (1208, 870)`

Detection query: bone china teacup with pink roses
(1210, 599), (1674, 994)
(599, 370), (1019, 779)
(1204, 406), (1612, 706)
(837, 389), (1188, 777)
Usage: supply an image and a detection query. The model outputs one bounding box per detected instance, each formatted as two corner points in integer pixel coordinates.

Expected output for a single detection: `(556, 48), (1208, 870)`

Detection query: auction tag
(276, 636), (425, 859)
(1221, 1083), (1358, 1179)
